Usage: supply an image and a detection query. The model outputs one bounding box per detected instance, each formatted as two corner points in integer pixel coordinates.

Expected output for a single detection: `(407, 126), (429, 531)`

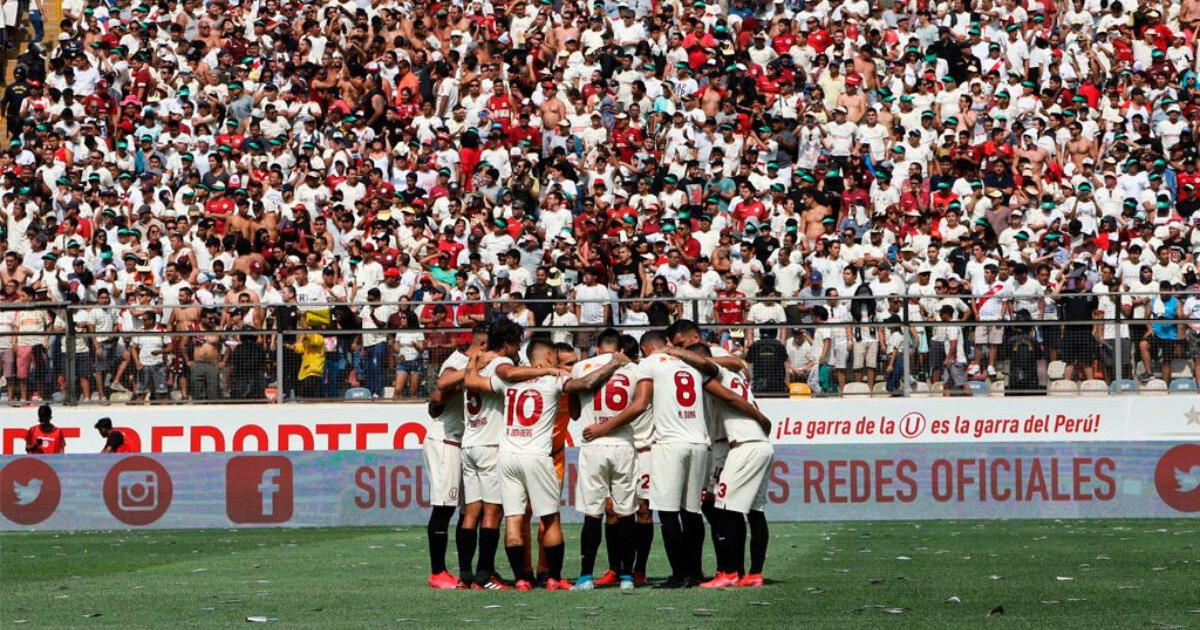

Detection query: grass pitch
(3, 519), (1199, 629)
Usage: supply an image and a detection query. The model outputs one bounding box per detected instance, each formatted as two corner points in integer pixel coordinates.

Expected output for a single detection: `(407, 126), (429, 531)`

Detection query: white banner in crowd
(3, 442), (1199, 531)
(3, 397), (1200, 455)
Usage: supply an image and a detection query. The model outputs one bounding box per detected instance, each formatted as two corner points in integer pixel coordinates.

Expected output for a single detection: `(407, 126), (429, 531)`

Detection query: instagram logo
(226, 456), (293, 524)
(104, 457), (173, 526)
(116, 471), (159, 511)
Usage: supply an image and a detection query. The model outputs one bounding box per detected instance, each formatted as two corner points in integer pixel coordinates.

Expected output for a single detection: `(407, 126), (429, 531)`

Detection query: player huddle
(424, 319), (774, 591)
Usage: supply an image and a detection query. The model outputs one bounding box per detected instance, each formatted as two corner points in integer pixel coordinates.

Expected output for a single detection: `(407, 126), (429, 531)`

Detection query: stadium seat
(1169, 379), (1199, 394)
(1170, 360), (1195, 380)
(1046, 361), (1066, 381)
(264, 387), (278, 401)
(788, 382), (811, 398)
(902, 381), (931, 397)
(966, 380), (989, 397)
(1110, 379), (1138, 394)
(842, 382), (871, 396)
(988, 381), (1006, 396)
(871, 382), (889, 396)
(1079, 379), (1108, 397)
(383, 386), (396, 398)
(1142, 379), (1169, 396)
(930, 382), (944, 396)
(1048, 380), (1079, 397)
(345, 387), (373, 400)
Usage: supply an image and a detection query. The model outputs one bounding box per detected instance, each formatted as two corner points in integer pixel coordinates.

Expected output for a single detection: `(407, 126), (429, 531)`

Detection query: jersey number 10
(506, 389), (543, 427)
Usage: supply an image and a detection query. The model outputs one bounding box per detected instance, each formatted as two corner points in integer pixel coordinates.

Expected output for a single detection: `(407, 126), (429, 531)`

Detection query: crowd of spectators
(1, 0), (1200, 402)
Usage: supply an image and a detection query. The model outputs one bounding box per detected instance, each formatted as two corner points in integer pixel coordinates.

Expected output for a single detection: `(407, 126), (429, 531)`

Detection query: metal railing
(0, 290), (1194, 404)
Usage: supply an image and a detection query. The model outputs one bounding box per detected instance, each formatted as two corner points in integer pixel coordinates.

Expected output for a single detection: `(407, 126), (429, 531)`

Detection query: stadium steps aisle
(0, 0), (61, 140)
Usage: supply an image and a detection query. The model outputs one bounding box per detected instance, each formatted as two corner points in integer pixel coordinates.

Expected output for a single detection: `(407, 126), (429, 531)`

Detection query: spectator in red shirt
(714, 276), (748, 325)
(26, 404), (67, 454)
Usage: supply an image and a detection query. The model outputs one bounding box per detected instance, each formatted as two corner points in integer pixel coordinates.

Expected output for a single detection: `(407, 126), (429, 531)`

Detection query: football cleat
(552, 578), (573, 590)
(593, 570), (620, 586)
(699, 572), (740, 589)
(571, 576), (595, 591)
(428, 571), (459, 589)
(514, 579), (533, 592)
(738, 573), (764, 587)
(633, 571), (648, 587)
(653, 577), (690, 589)
(619, 575), (635, 591)
(475, 576), (511, 591)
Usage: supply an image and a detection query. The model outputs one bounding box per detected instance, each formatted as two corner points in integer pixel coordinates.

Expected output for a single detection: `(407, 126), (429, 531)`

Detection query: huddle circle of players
(425, 319), (774, 591)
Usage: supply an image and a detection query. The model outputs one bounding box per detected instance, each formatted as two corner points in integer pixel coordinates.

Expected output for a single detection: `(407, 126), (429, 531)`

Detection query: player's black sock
(455, 523), (477, 583)
(658, 510), (684, 580)
(727, 509), (747, 575)
(475, 527), (500, 583)
(634, 521), (654, 574)
(505, 545), (532, 582)
(604, 519), (620, 573)
(616, 515), (636, 575)
(544, 543), (565, 580)
(707, 508), (730, 573)
(681, 511), (706, 580)
(580, 515), (602, 577)
(748, 510), (769, 575)
(701, 498), (721, 572)
(427, 506), (455, 574)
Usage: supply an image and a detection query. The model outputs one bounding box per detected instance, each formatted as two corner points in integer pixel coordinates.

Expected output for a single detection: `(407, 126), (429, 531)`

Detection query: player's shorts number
(592, 374), (630, 412)
(640, 474), (650, 490)
(717, 482), (728, 499)
(505, 389), (543, 427)
(675, 371), (696, 406)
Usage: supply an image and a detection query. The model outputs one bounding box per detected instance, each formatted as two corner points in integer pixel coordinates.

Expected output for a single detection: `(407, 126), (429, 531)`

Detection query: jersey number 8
(674, 371), (697, 406)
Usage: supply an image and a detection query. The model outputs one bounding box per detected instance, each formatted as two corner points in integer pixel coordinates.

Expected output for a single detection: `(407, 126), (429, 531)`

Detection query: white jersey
(499, 374), (566, 456)
(714, 367), (768, 443)
(572, 352), (641, 446)
(643, 353), (710, 445)
(463, 356), (513, 448)
(704, 345), (736, 442)
(432, 351), (469, 442)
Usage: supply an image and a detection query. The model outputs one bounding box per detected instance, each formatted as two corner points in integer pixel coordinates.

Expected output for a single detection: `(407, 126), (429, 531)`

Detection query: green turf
(3, 519), (1199, 628)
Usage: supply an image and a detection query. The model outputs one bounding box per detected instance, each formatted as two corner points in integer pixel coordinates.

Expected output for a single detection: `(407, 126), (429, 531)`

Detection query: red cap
(384, 267), (400, 278)
(846, 73), (861, 85)
(361, 242), (376, 252)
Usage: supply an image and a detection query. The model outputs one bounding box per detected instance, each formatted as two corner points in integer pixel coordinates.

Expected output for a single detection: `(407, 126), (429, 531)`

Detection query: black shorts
(1148, 335), (1178, 360)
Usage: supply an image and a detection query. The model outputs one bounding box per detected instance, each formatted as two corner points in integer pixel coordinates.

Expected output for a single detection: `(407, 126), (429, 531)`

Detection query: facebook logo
(227, 457), (294, 524)
(258, 468), (282, 517)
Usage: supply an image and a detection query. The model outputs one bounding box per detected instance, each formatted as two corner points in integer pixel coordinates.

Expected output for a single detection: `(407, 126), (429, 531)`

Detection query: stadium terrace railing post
(902, 299), (911, 398)
(1113, 305), (1123, 391)
(65, 307), (76, 406)
(275, 306), (285, 404)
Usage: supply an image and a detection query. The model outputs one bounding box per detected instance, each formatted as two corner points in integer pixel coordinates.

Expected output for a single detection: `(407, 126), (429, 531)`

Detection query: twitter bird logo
(13, 478), (43, 505)
(1176, 467), (1200, 494)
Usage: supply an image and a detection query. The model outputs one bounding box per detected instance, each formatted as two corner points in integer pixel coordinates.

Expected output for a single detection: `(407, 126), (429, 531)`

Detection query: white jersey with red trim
(499, 374), (567, 456)
(571, 352), (641, 446)
(432, 350), (469, 442)
(714, 366), (768, 443)
(462, 356), (513, 448)
(643, 352), (710, 445)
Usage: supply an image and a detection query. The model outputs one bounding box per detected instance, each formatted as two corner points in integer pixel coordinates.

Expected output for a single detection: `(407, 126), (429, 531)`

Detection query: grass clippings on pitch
(3, 519), (1199, 629)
